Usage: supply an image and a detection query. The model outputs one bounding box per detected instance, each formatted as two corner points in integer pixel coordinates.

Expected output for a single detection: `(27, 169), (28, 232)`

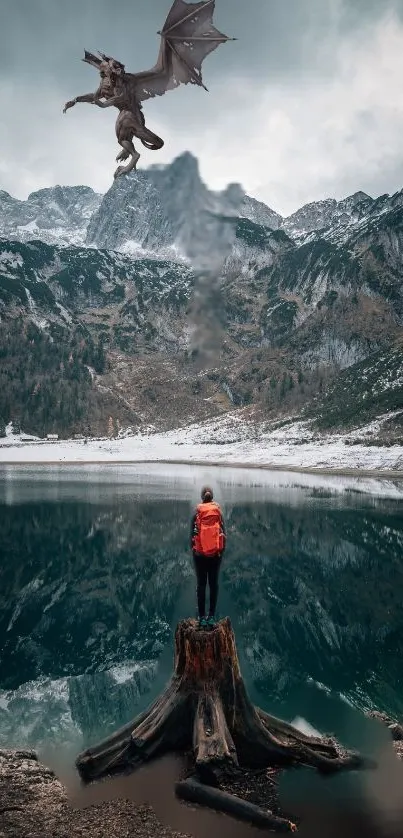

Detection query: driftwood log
(76, 618), (371, 833)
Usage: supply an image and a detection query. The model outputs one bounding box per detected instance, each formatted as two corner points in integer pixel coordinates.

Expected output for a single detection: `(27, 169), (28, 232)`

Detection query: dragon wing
(127, 0), (234, 102)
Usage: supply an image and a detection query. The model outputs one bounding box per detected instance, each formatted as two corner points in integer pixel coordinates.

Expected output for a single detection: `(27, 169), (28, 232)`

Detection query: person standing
(190, 486), (226, 628)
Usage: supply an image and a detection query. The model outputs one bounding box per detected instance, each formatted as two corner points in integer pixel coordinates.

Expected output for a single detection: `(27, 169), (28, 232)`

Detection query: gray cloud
(1, 0), (403, 213)
(2, 0), (397, 82)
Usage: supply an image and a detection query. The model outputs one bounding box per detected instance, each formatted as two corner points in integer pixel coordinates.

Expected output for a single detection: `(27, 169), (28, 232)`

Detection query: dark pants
(193, 553), (222, 618)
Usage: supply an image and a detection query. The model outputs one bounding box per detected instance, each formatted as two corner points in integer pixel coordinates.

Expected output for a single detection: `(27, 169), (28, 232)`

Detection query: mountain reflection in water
(0, 463), (402, 764)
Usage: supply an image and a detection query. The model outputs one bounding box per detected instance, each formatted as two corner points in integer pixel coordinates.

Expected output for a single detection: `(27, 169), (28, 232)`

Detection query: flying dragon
(63, 0), (235, 179)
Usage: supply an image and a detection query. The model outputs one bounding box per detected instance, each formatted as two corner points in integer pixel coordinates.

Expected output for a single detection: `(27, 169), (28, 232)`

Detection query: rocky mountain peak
(1, 154), (403, 269)
(281, 190), (378, 242)
(0, 184), (102, 248)
(220, 182), (245, 210)
(347, 190), (371, 203)
(1, 159), (403, 440)
(337, 191), (372, 215)
(164, 149), (199, 171)
(241, 195), (282, 230)
(85, 153), (247, 266)
(27, 184), (97, 201)
(283, 198), (337, 236)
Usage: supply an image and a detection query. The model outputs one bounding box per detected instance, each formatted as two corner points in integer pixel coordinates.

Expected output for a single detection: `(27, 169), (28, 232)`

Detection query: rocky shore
(1, 713), (402, 838)
(0, 749), (189, 838)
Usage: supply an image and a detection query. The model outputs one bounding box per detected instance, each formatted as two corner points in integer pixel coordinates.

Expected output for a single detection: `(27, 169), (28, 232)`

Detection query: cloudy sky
(1, 0), (403, 215)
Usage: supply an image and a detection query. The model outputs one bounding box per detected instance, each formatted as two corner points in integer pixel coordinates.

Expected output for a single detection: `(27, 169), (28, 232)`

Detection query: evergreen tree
(280, 374), (288, 400)
(94, 338), (106, 374)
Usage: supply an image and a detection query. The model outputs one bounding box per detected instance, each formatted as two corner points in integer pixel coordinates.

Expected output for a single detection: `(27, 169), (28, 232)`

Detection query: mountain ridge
(3, 151), (400, 260)
(1, 152), (402, 440)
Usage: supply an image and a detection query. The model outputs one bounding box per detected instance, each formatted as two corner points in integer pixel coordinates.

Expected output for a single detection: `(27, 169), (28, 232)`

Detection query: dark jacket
(190, 501), (226, 554)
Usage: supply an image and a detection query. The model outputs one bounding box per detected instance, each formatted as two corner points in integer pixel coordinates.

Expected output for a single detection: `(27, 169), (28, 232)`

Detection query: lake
(1, 463), (402, 778)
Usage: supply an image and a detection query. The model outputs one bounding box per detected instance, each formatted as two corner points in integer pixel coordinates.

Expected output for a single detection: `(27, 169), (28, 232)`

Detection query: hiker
(190, 486), (226, 628)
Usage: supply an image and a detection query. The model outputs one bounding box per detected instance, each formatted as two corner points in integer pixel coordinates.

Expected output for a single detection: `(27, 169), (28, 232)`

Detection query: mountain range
(0, 152), (402, 439)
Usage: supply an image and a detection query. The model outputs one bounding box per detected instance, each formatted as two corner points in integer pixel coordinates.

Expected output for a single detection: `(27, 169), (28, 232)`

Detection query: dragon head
(82, 50), (125, 78)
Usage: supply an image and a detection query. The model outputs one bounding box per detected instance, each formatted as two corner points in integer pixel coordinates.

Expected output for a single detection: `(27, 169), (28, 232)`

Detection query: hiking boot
(207, 615), (216, 627)
(198, 616), (208, 629)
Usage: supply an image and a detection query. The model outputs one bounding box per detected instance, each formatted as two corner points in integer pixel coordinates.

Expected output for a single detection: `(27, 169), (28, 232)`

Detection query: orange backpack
(194, 501), (224, 557)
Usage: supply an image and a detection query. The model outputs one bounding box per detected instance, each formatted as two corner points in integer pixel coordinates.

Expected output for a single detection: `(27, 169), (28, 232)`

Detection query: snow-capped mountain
(86, 153), (244, 267)
(0, 153), (287, 268)
(282, 192), (373, 240)
(1, 151), (403, 439)
(1, 190), (403, 439)
(242, 194), (282, 231)
(4, 152), (403, 264)
(0, 185), (102, 247)
(283, 190), (403, 245)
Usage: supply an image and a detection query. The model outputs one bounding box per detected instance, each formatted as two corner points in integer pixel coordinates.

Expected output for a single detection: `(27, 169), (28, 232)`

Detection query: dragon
(63, 0), (234, 179)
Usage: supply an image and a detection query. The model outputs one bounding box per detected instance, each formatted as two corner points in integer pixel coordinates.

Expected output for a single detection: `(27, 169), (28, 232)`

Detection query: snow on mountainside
(282, 190), (403, 246)
(241, 194), (282, 230)
(3, 152), (403, 262)
(0, 239), (194, 339)
(1, 152), (403, 442)
(282, 192), (373, 239)
(0, 185), (102, 247)
(309, 343), (403, 431)
(86, 153), (249, 267)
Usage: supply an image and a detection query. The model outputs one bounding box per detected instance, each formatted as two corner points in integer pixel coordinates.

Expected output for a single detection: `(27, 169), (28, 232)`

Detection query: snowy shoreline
(0, 455), (403, 480)
(1, 411), (403, 478)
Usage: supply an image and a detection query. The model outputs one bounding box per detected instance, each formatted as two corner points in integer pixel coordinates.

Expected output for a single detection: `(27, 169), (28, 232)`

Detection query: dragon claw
(114, 166), (125, 179)
(114, 149), (140, 178)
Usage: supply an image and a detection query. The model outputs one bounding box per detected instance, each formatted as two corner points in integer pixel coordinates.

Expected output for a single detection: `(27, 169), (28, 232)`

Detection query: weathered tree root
(76, 618), (374, 832)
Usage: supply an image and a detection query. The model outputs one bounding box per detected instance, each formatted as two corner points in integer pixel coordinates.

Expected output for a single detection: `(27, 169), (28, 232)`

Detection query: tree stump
(76, 618), (371, 832)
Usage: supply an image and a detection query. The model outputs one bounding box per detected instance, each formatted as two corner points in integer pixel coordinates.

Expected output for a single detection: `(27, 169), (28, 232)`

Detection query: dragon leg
(114, 140), (141, 179)
(113, 110), (164, 178)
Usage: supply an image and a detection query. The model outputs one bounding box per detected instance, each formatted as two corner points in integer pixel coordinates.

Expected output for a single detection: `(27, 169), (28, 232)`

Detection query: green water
(0, 463), (402, 767)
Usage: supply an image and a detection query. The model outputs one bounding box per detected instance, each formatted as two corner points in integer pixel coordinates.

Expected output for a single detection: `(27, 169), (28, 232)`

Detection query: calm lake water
(1, 463), (402, 777)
